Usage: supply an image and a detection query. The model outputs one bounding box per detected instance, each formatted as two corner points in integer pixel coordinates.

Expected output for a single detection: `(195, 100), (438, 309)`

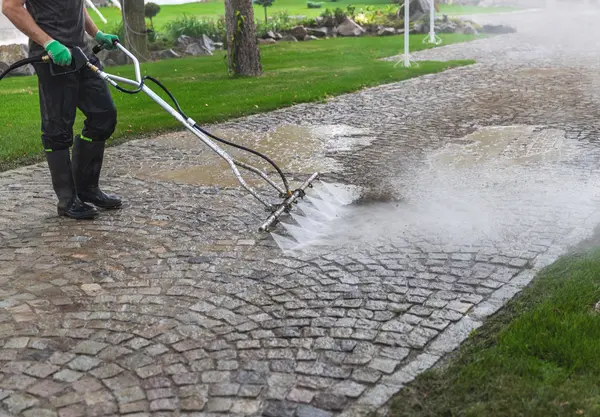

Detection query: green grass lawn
(390, 241), (600, 417)
(90, 0), (518, 33)
(0, 34), (475, 171)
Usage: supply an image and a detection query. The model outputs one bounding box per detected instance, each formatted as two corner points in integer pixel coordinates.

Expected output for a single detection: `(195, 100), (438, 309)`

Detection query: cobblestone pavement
(2, 5), (600, 417)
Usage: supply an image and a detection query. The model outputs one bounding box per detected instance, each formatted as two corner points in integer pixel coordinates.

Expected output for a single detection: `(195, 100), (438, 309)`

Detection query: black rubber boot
(72, 135), (122, 209)
(45, 149), (98, 219)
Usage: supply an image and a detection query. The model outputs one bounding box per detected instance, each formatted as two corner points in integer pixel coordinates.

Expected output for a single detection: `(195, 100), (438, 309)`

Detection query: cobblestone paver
(2, 5), (600, 417)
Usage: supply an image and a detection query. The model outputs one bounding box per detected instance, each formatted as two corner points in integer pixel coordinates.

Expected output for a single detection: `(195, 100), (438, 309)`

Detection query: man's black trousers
(34, 55), (117, 151)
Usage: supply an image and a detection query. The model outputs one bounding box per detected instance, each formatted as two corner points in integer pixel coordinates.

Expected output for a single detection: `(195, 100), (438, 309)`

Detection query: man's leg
(72, 55), (121, 209)
(35, 63), (98, 219)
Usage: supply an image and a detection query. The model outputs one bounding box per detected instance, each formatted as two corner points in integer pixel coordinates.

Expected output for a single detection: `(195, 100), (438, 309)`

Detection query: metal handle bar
(92, 41), (142, 85)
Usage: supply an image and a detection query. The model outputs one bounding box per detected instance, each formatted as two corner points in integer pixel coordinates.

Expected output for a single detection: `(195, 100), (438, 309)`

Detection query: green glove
(44, 40), (72, 66)
(95, 31), (119, 50)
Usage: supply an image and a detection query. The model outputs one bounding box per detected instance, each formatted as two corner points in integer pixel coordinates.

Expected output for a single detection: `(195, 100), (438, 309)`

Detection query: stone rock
(594, 300), (600, 313)
(297, 405), (334, 417)
(307, 27), (329, 38)
(263, 401), (296, 417)
(185, 43), (212, 56)
(105, 49), (129, 66)
(213, 42), (224, 49)
(290, 26), (308, 39)
(437, 21), (458, 33)
(258, 38), (277, 45)
(280, 35), (298, 42)
(266, 30), (277, 39)
(178, 34), (215, 54)
(460, 22), (478, 35)
(335, 17), (366, 37)
(399, 0), (432, 21)
(303, 35), (320, 41)
(0, 44), (34, 76)
(275, 32), (284, 40)
(176, 35), (195, 47)
(153, 49), (181, 60)
(200, 34), (216, 53)
(331, 380), (367, 398)
(187, 256), (210, 264)
(313, 393), (348, 411)
(482, 24), (517, 34)
(377, 27), (396, 36)
(417, 15), (480, 35)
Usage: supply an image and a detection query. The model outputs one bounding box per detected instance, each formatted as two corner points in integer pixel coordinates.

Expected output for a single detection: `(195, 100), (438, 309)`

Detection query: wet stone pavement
(2, 5), (600, 417)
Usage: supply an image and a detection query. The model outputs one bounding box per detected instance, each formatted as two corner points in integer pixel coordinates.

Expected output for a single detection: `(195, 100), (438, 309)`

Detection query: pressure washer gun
(0, 41), (320, 232)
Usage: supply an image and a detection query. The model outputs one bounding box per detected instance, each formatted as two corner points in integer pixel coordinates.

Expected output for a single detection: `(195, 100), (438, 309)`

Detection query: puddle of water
(208, 124), (375, 175)
(139, 124), (375, 189)
(428, 125), (573, 169)
(140, 161), (265, 188)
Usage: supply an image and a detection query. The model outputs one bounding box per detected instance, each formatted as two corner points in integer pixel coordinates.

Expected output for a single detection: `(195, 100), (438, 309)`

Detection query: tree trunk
(264, 6), (268, 24)
(225, 0), (262, 76)
(121, 0), (149, 61)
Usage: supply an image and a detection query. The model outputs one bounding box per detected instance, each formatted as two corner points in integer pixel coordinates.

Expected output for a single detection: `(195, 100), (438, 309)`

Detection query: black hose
(139, 75), (291, 194)
(113, 77), (146, 94)
(0, 56), (44, 81)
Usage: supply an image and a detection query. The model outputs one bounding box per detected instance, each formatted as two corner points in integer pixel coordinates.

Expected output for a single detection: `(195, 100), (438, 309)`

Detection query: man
(2, 0), (122, 219)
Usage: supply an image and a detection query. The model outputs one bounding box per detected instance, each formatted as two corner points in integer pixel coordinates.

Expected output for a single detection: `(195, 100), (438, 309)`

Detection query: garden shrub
(164, 14), (227, 42)
(256, 11), (300, 36)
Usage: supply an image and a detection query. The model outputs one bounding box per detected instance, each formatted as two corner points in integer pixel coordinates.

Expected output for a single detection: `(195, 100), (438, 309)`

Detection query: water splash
(305, 196), (341, 219)
(280, 221), (321, 242)
(320, 181), (360, 205)
(270, 232), (299, 252)
(290, 212), (326, 230)
(311, 184), (344, 205)
(269, 182), (361, 252)
(296, 200), (337, 222)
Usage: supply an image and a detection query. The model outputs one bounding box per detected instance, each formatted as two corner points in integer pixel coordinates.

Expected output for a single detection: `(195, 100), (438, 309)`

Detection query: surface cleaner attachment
(258, 172), (320, 232)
